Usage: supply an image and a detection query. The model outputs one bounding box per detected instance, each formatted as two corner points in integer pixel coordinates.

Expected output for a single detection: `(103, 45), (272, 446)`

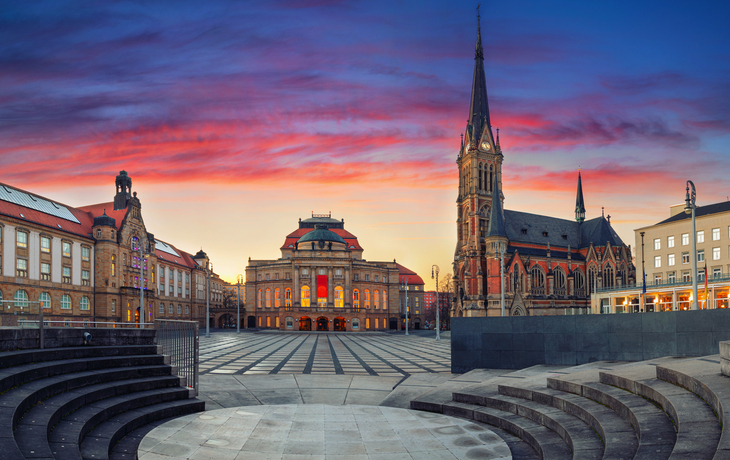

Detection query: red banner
(317, 275), (328, 298)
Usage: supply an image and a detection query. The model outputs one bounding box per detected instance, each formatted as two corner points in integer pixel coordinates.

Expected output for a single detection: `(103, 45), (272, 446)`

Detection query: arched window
(275, 288), (281, 308)
(531, 266), (545, 288)
(554, 268), (566, 289)
(382, 289), (387, 309)
(334, 286), (343, 308)
(478, 163), (483, 191)
(39, 292), (50, 309)
(265, 288), (271, 308)
(603, 265), (614, 288)
(353, 289), (360, 309)
(159, 303), (164, 314)
(374, 290), (379, 309)
(80, 296), (90, 310)
(13, 289), (28, 309)
(258, 289), (262, 308)
(285, 288), (292, 307)
(60, 294), (71, 310)
(364, 289), (370, 308)
(169, 304), (174, 314)
(301, 286), (310, 307)
(574, 270), (585, 291)
(177, 304), (182, 315)
(111, 255), (116, 276)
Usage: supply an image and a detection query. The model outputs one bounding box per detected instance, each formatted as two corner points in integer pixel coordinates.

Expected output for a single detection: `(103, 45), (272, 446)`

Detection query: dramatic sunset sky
(2, 1), (728, 288)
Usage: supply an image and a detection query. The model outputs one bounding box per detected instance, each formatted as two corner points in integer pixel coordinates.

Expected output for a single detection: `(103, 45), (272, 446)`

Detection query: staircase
(410, 356), (730, 459)
(0, 344), (204, 460)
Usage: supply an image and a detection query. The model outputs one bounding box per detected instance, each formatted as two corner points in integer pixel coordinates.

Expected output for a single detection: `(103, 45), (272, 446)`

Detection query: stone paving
(199, 331), (451, 377)
(138, 404), (512, 460)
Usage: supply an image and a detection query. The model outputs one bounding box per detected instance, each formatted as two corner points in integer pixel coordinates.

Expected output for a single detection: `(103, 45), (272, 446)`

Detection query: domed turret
(298, 224), (346, 249)
(93, 210), (116, 228)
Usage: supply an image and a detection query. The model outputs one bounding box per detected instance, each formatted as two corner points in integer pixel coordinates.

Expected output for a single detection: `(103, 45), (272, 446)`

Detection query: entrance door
(299, 316), (312, 331)
(316, 317), (329, 331)
(389, 318), (397, 330)
(414, 319), (421, 330)
(247, 316), (256, 328)
(333, 317), (346, 331)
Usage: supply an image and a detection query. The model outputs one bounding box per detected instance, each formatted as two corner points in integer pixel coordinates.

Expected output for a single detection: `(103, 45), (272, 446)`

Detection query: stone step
(442, 401), (574, 459)
(548, 372), (677, 460)
(456, 390), (604, 459)
(655, 356), (730, 460)
(497, 384), (639, 460)
(0, 345), (161, 371)
(599, 360), (721, 460)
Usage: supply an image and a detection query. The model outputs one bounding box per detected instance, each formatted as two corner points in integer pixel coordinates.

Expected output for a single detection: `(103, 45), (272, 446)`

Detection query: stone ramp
(408, 356), (730, 460)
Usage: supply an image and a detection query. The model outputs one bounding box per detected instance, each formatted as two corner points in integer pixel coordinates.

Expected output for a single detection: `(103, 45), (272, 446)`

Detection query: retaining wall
(452, 310), (730, 373)
(0, 328), (157, 352)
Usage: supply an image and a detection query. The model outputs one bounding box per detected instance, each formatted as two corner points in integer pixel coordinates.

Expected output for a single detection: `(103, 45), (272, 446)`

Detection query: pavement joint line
(366, 335), (451, 364)
(339, 334), (410, 377)
(268, 335), (315, 375)
(346, 335), (436, 374)
(303, 335), (320, 374)
(198, 335), (285, 371)
(233, 334), (305, 375)
(326, 335), (344, 375)
(333, 334), (379, 376)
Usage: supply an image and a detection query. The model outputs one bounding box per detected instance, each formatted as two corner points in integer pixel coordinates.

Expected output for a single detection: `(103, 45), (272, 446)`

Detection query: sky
(1, 0), (729, 289)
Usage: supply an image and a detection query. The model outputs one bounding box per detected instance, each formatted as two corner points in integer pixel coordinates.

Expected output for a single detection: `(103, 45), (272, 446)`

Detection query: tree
(437, 273), (453, 330)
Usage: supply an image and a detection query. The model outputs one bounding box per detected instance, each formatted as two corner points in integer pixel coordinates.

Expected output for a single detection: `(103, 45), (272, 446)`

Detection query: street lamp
(684, 180), (698, 310)
(236, 274), (243, 334)
(401, 276), (409, 336)
(206, 261), (212, 337)
(431, 265), (440, 341)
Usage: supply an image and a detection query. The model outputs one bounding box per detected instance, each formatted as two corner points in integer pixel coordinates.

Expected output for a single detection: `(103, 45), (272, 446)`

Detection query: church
(452, 17), (635, 317)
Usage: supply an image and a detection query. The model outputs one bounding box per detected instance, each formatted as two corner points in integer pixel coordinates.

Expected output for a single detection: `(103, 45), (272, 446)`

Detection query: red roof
(397, 263), (424, 285)
(77, 202), (129, 230)
(154, 240), (200, 270)
(280, 227), (363, 251)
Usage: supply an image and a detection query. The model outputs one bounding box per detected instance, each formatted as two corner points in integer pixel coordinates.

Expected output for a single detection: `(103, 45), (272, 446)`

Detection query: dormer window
(562, 235), (568, 240)
(521, 228), (527, 234)
(542, 231), (548, 237)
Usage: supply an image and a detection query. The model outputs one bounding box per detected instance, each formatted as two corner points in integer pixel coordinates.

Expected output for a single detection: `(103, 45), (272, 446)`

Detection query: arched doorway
(299, 316), (312, 331)
(219, 314), (234, 328)
(389, 318), (397, 330)
(135, 307), (140, 327)
(247, 316), (256, 328)
(316, 317), (329, 331)
(333, 317), (346, 331)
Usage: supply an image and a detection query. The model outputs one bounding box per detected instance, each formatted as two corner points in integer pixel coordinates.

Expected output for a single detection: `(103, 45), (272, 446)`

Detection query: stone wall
(0, 327), (157, 352)
(452, 310), (730, 373)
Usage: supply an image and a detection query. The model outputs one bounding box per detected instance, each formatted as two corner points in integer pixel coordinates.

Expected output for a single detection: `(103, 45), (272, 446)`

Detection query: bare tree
(438, 273), (453, 330)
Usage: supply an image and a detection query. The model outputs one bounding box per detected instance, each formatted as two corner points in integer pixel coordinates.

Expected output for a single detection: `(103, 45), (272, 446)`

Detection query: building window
(82, 270), (90, 286)
(16, 231), (28, 248)
(60, 294), (71, 309)
(159, 303), (165, 314)
(714, 247), (721, 261)
(336, 268), (342, 276)
(352, 319), (359, 330)
(668, 236), (674, 248)
(169, 269), (173, 280)
(698, 249), (705, 262)
(285, 288), (292, 307)
(275, 273), (280, 280)
(111, 299), (116, 313)
(554, 268), (566, 288)
(682, 252), (689, 264)
(302, 268), (309, 276)
(301, 286), (310, 307)
(365, 274), (370, 281)
(382, 289), (387, 307)
(111, 255), (116, 276)
(654, 274), (662, 284)
(169, 304), (174, 314)
(415, 296), (419, 313)
(334, 286), (343, 308)
(82, 246), (90, 261)
(266, 288), (271, 308)
(185, 305), (189, 314)
(354, 274), (359, 281)
(275, 288), (281, 308)
(319, 269), (325, 275)
(16, 258), (28, 277)
(654, 256), (661, 268)
(374, 290), (379, 309)
(699, 269), (706, 283)
(14, 290), (28, 308)
(364, 289), (370, 308)
(257, 274), (262, 281)
(39, 292), (51, 309)
(62, 241), (71, 257)
(654, 239), (660, 250)
(41, 236), (51, 253)
(713, 268), (722, 279)
(668, 272), (675, 283)
(698, 231), (705, 244)
(682, 233), (689, 245)
(177, 305), (182, 315)
(80, 296), (90, 310)
(178, 286), (182, 295)
(40, 263), (51, 281)
(682, 271), (691, 282)
(713, 228), (721, 241)
(353, 289), (360, 309)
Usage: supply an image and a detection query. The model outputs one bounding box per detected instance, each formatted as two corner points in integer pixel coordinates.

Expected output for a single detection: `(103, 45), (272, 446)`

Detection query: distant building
(594, 201), (730, 313)
(244, 213), (424, 331)
(452, 18), (635, 317)
(0, 171), (230, 328)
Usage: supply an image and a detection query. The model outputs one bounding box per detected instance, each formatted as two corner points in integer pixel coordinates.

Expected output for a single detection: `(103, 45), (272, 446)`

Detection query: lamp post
(206, 261), (212, 338)
(401, 276), (409, 336)
(685, 181), (698, 310)
(431, 265), (440, 340)
(236, 274), (243, 334)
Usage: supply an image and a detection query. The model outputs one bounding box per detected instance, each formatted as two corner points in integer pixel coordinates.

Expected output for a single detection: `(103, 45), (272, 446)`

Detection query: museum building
(0, 171), (229, 328)
(452, 17), (636, 317)
(244, 213), (425, 331)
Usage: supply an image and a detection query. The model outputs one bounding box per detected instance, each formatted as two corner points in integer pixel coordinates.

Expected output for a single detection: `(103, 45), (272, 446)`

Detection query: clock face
(481, 142), (491, 151)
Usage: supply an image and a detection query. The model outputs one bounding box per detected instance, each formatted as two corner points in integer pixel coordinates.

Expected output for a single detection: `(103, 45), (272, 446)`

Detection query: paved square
(199, 331), (451, 378)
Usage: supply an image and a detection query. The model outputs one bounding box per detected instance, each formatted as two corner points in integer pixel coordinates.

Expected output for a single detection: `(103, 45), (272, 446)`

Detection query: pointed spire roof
(486, 173), (507, 237)
(467, 10), (494, 151)
(575, 171), (586, 223)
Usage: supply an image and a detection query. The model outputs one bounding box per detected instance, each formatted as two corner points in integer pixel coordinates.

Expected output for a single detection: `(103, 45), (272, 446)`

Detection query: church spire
(486, 172), (506, 237)
(575, 170), (586, 223)
(467, 6), (495, 152)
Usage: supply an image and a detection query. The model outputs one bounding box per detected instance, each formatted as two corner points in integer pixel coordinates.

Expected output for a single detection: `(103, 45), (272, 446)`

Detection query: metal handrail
(597, 274), (730, 293)
(154, 320), (199, 396)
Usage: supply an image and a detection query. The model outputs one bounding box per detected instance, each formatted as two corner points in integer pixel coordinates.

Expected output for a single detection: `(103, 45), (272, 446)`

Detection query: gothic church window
(554, 268), (566, 289)
(531, 266), (545, 288)
(574, 270), (585, 291)
(603, 265), (614, 288)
